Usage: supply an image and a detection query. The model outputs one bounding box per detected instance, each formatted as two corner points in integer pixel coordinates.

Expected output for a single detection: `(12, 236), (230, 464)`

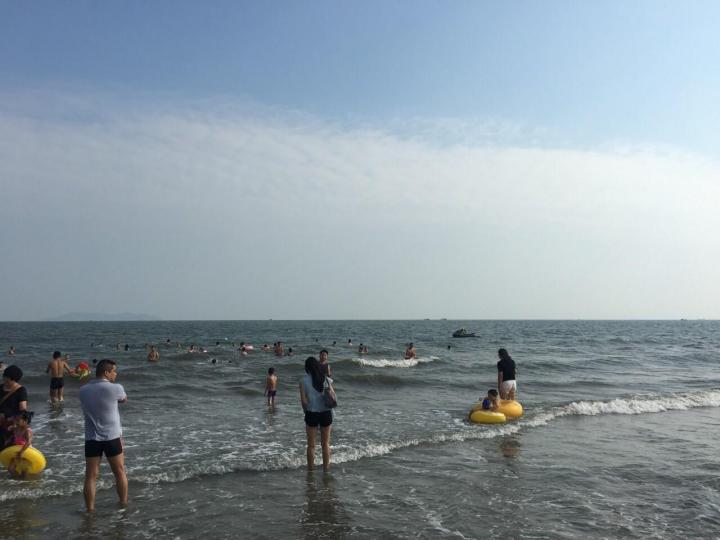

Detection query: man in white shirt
(79, 359), (128, 512)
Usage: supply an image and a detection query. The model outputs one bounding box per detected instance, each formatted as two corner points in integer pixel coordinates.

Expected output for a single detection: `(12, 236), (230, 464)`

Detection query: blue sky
(1, 2), (719, 319)
(3, 1), (719, 152)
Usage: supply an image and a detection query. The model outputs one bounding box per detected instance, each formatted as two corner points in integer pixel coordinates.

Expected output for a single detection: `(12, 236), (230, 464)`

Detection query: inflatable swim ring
(0, 445), (47, 475)
(469, 409), (506, 424)
(71, 369), (91, 379)
(497, 400), (523, 419)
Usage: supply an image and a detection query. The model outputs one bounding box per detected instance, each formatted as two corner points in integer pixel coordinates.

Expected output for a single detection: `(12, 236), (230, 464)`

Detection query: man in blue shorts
(79, 359), (128, 512)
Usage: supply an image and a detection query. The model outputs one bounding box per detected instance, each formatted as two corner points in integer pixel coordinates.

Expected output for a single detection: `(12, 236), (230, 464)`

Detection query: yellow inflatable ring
(497, 400), (523, 418)
(0, 445), (47, 474)
(469, 409), (506, 424)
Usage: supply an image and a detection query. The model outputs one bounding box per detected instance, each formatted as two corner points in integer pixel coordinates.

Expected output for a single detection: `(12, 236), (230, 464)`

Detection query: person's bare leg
(508, 386), (516, 400)
(306, 425), (317, 470)
(84, 457), (102, 512)
(320, 425), (332, 472)
(107, 452), (128, 506)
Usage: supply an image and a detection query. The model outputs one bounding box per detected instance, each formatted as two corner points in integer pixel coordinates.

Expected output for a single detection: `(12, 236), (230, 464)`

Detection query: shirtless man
(274, 341), (284, 357)
(404, 343), (416, 360)
(265, 367), (278, 407)
(46, 351), (71, 403)
(147, 345), (160, 362)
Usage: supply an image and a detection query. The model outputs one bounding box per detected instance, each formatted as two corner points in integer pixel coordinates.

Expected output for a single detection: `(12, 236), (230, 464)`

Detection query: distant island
(47, 312), (161, 322)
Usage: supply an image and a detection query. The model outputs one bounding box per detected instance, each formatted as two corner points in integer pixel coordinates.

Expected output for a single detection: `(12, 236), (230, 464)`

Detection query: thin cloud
(1, 89), (718, 319)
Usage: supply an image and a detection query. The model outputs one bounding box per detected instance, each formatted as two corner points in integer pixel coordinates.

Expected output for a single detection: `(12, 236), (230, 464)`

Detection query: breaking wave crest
(352, 356), (440, 368)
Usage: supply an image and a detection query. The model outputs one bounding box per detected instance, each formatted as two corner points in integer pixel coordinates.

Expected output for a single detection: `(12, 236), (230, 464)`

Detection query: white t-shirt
(79, 379), (127, 441)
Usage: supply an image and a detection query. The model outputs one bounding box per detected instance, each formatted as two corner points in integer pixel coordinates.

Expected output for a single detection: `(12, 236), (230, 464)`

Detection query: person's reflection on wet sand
(499, 435), (521, 458)
(301, 471), (350, 539)
(77, 505), (130, 540)
(2, 500), (47, 537)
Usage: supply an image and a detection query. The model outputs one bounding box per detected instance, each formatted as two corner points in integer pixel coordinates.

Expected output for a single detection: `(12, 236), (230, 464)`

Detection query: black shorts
(304, 410), (333, 428)
(85, 438), (123, 458)
(50, 377), (64, 390)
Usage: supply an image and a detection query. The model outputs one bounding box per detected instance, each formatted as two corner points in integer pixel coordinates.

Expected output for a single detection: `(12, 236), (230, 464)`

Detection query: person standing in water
(46, 351), (71, 404)
(497, 348), (517, 400)
(319, 349), (332, 377)
(79, 359), (128, 512)
(299, 357), (334, 472)
(404, 343), (416, 360)
(265, 367), (278, 407)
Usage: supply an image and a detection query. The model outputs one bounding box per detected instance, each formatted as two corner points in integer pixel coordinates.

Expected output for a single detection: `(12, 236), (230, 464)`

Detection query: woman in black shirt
(1, 365), (29, 449)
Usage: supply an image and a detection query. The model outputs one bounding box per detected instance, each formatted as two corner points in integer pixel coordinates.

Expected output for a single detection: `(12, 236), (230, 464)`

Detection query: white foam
(352, 355), (440, 368)
(514, 389), (720, 432)
(561, 389), (720, 417)
(5, 389), (718, 499)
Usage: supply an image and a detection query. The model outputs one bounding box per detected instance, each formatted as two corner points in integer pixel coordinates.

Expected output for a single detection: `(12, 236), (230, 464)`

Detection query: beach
(1, 319), (719, 538)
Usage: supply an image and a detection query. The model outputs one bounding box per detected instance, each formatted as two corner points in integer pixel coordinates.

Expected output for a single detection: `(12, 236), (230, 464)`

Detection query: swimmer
(358, 344), (364, 354)
(239, 342), (248, 356)
(265, 367), (278, 407)
(124, 344), (129, 352)
(347, 339), (352, 346)
(7, 346), (15, 356)
(362, 345), (369, 354)
(287, 347), (294, 356)
(46, 351), (71, 404)
(274, 342), (284, 357)
(262, 344), (270, 352)
(404, 343), (416, 360)
(147, 345), (160, 362)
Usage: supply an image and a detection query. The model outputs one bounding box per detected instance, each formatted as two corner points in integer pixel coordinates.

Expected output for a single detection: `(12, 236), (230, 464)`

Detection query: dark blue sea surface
(0, 320), (718, 538)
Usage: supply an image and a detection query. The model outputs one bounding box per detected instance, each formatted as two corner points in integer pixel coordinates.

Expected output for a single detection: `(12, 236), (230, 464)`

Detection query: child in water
(8, 411), (34, 477)
(481, 389), (500, 411)
(265, 367), (278, 407)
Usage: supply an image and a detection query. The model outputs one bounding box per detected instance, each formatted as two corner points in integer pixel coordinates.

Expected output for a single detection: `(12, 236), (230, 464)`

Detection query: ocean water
(0, 320), (718, 539)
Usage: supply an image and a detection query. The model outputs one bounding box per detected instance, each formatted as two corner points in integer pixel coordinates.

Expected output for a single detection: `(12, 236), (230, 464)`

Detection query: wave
(4, 389), (718, 501)
(351, 356), (440, 368)
(559, 389), (720, 417)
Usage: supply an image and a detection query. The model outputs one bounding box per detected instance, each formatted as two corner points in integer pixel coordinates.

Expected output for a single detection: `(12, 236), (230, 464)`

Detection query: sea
(0, 320), (718, 539)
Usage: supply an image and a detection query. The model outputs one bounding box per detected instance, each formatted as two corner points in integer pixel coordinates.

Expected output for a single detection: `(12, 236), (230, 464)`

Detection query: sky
(1, 1), (719, 320)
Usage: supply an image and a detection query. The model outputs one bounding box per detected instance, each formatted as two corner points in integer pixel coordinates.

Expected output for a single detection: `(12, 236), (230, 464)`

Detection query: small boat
(452, 328), (477, 338)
